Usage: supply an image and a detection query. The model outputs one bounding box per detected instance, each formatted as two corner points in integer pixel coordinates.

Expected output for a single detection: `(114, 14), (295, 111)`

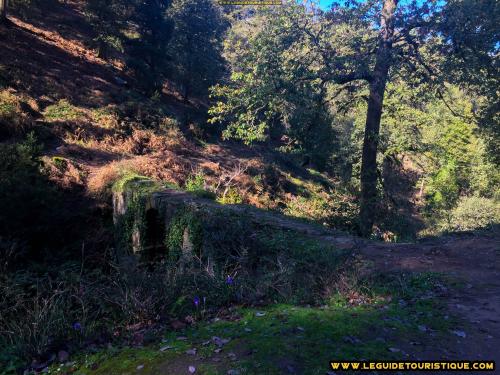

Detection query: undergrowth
(10, 272), (454, 375)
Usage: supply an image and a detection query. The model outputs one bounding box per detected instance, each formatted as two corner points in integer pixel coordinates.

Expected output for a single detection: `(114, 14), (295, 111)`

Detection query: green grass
(42, 272), (455, 375)
(44, 99), (84, 121)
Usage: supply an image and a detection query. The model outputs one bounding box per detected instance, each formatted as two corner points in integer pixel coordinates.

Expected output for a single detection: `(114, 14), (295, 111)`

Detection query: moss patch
(165, 207), (204, 262)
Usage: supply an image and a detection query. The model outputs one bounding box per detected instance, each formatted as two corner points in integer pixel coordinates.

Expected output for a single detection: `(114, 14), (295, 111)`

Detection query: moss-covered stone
(165, 207), (203, 264)
(112, 173), (163, 255)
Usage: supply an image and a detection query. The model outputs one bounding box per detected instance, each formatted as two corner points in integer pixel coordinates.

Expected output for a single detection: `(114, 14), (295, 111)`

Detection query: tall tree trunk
(0, 0), (7, 23)
(359, 0), (398, 237)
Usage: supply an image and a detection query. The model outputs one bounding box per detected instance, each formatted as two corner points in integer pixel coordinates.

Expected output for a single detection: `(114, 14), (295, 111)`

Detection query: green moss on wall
(113, 174), (163, 255)
(165, 207), (204, 262)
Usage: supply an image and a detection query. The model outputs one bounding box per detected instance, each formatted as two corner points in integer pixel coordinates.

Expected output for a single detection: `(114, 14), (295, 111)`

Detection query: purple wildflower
(226, 275), (234, 285)
(193, 296), (200, 307)
(73, 322), (82, 331)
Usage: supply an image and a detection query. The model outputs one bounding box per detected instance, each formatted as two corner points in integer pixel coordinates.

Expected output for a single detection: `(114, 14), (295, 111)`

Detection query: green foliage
(126, 0), (173, 93)
(208, 3), (339, 170)
(217, 187), (243, 205)
(162, 207), (351, 304)
(439, 0), (500, 164)
(20, 269), (453, 375)
(285, 190), (359, 233)
(167, 0), (227, 100)
(443, 196), (500, 232)
(346, 82), (499, 237)
(43, 99), (83, 121)
(0, 90), (32, 138)
(113, 173), (162, 254)
(165, 208), (203, 262)
(111, 171), (154, 193)
(184, 172), (205, 192)
(425, 160), (460, 212)
(52, 156), (68, 172)
(84, 0), (126, 57)
(184, 172), (216, 199)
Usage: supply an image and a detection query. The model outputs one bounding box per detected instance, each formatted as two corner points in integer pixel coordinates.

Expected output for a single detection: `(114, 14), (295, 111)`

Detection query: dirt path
(359, 233), (500, 364)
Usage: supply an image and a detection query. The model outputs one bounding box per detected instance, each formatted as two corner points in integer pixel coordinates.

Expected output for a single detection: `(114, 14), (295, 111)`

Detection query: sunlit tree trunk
(0, 0), (7, 23)
(359, 0), (398, 237)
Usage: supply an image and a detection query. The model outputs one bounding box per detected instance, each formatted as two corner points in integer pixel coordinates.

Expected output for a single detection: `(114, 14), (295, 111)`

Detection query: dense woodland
(0, 0), (499, 373)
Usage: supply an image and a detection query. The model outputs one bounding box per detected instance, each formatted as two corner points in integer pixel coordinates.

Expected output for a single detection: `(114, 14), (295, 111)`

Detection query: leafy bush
(0, 89), (33, 138)
(425, 160), (461, 212)
(444, 196), (500, 232)
(184, 172), (205, 192)
(217, 187), (243, 205)
(43, 99), (83, 122)
(285, 191), (359, 233)
(184, 172), (215, 199)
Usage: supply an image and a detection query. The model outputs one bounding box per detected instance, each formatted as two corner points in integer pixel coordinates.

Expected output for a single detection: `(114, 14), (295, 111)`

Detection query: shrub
(0, 89), (33, 138)
(185, 172), (204, 192)
(43, 99), (84, 122)
(90, 106), (119, 129)
(285, 190), (359, 232)
(184, 172), (216, 199)
(444, 196), (500, 232)
(217, 187), (243, 205)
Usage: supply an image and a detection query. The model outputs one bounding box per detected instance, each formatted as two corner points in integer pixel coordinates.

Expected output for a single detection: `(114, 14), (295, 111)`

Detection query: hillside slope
(0, 1), (355, 244)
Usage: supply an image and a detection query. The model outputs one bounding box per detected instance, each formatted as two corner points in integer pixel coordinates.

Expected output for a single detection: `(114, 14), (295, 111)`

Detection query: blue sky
(318, 0), (334, 9)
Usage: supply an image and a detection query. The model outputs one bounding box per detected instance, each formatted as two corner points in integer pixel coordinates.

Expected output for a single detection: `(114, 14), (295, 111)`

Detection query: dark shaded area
(144, 207), (166, 257)
(0, 135), (110, 269)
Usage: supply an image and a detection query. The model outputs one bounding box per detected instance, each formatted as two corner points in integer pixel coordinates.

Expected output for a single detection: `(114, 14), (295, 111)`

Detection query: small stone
(186, 348), (197, 355)
(244, 328), (252, 333)
(388, 347), (401, 353)
(188, 366), (196, 374)
(418, 325), (428, 332)
(214, 348), (222, 353)
(227, 370), (240, 375)
(160, 345), (173, 352)
(136, 364), (144, 371)
(255, 312), (266, 317)
(177, 336), (188, 341)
